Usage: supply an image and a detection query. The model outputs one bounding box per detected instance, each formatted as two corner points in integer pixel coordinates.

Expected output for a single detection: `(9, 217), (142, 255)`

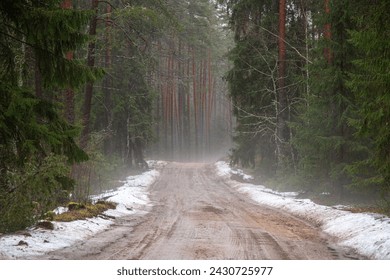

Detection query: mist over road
(39, 162), (361, 260)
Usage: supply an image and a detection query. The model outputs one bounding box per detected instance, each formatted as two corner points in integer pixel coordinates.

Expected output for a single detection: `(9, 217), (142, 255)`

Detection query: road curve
(38, 162), (362, 260)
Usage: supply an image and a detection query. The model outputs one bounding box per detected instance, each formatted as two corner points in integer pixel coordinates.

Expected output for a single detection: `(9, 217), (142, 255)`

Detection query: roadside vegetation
(51, 201), (117, 223)
(0, 0), (229, 233)
(220, 0), (390, 212)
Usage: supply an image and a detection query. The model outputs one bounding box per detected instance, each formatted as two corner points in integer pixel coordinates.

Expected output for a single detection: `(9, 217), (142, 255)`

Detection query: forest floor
(4, 161), (366, 260)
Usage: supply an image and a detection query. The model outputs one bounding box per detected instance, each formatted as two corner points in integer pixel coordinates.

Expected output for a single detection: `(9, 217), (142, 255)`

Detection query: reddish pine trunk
(201, 59), (207, 147)
(64, 53), (75, 124)
(155, 41), (162, 154)
(170, 52), (176, 154)
(192, 49), (198, 151)
(186, 45), (191, 153)
(166, 53), (173, 155)
(206, 49), (213, 148)
(324, 0), (332, 63)
(177, 39), (184, 153)
(60, 0), (72, 9)
(61, 0), (75, 124)
(199, 59), (204, 147)
(162, 56), (168, 152)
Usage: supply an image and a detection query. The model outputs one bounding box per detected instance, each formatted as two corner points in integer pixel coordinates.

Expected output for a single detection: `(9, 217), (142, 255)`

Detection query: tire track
(31, 162), (364, 260)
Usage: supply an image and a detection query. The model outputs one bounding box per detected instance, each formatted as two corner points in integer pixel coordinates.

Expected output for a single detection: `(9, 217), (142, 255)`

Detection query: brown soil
(31, 162), (364, 260)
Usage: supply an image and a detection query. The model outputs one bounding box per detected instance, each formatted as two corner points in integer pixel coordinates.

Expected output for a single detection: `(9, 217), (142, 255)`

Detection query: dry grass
(53, 201), (117, 222)
(344, 206), (389, 216)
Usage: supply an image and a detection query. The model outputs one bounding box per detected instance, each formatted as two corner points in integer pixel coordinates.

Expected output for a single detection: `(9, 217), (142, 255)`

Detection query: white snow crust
(0, 162), (165, 259)
(215, 161), (390, 260)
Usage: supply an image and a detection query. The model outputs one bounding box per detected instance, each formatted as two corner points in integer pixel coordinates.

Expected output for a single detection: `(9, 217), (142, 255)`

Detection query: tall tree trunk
(80, 0), (99, 148)
(61, 0), (75, 124)
(163, 55), (169, 155)
(170, 51), (176, 157)
(168, 52), (174, 158)
(324, 0), (332, 64)
(206, 49), (213, 151)
(60, 0), (72, 9)
(192, 49), (199, 153)
(154, 41), (162, 156)
(63, 52), (75, 124)
(201, 58), (207, 153)
(34, 58), (43, 98)
(277, 0), (288, 164)
(126, 111), (133, 168)
(177, 39), (184, 155)
(103, 3), (113, 155)
(155, 40), (162, 156)
(186, 45), (191, 156)
(301, 0), (310, 98)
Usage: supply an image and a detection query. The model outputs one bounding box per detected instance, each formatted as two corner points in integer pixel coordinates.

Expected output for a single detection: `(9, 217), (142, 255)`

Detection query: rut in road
(40, 162), (362, 260)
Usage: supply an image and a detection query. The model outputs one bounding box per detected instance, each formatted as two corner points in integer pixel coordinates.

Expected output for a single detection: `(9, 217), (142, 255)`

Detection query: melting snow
(215, 161), (390, 260)
(2, 160), (388, 260)
(0, 161), (166, 259)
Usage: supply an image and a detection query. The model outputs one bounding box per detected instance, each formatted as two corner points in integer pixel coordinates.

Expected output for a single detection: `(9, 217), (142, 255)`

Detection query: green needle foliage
(347, 1), (390, 200)
(0, 0), (96, 232)
(221, 0), (390, 207)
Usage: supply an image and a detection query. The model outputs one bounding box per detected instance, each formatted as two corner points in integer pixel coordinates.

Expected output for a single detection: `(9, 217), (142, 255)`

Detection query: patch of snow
(215, 161), (390, 260)
(215, 161), (254, 181)
(0, 164), (164, 259)
(53, 207), (68, 215)
(215, 161), (232, 177)
(0, 218), (113, 259)
(147, 160), (168, 169)
(332, 205), (350, 210)
(92, 169), (159, 209)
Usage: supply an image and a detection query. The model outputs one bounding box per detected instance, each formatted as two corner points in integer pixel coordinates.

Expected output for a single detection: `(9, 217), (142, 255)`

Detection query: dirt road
(38, 162), (362, 260)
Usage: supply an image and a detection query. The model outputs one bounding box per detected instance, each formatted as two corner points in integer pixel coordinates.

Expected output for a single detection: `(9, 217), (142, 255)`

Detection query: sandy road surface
(37, 162), (362, 260)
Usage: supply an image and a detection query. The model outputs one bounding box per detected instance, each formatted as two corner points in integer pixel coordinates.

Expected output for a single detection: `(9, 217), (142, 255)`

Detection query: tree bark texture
(61, 0), (75, 124)
(324, 0), (332, 64)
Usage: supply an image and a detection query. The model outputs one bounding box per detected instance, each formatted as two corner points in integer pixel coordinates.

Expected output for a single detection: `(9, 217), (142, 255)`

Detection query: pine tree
(148, 0), (230, 161)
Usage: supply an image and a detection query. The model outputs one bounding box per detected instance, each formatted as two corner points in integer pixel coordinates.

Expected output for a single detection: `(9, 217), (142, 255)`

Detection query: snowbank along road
(35, 162), (363, 260)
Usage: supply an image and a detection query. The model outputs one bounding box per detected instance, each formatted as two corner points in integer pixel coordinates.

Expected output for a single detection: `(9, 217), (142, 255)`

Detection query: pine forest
(0, 0), (389, 234)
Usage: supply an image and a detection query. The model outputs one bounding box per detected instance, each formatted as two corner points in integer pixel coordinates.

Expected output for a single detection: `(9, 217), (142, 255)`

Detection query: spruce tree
(347, 0), (390, 201)
(291, 0), (365, 198)
(0, 0), (96, 232)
